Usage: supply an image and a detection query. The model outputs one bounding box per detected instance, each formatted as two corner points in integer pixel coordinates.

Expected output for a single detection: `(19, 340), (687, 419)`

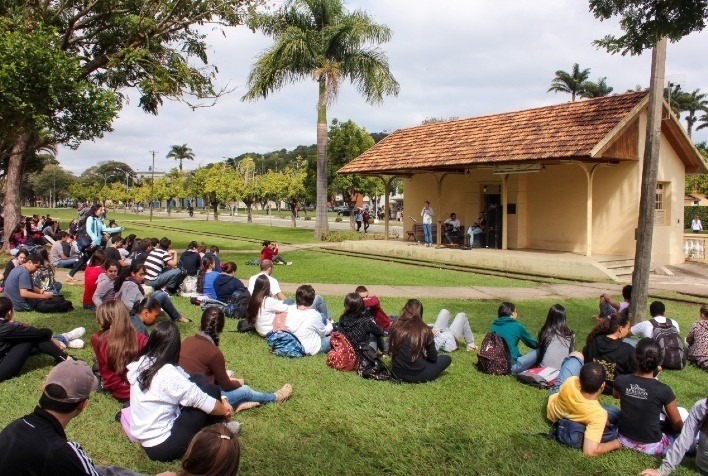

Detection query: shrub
(334, 217), (342, 222)
(304, 216), (311, 221)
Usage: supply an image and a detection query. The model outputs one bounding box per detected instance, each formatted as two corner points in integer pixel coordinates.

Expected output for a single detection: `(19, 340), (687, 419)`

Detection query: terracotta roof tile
(339, 91), (647, 174)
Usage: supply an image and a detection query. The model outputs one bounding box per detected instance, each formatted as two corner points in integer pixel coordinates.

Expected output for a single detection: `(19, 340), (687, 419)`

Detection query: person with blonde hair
(91, 300), (148, 402)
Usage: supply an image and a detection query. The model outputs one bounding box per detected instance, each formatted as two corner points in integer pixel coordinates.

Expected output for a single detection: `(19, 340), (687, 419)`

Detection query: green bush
(304, 216), (311, 221)
(334, 217), (342, 222)
(684, 206), (708, 231)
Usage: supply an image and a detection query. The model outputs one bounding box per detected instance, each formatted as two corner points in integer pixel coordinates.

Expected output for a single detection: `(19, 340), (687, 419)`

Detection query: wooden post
(630, 37), (667, 323)
(384, 177), (391, 241)
(501, 175), (509, 250)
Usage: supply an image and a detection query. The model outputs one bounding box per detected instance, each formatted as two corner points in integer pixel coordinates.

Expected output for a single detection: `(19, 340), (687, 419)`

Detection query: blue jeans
(221, 384), (276, 407)
(423, 223), (432, 244)
(55, 258), (78, 268)
(511, 349), (538, 375)
(145, 267), (183, 293)
(555, 407), (620, 449)
(151, 290), (182, 321)
(319, 336), (331, 354)
(550, 355), (584, 394)
(312, 295), (331, 323)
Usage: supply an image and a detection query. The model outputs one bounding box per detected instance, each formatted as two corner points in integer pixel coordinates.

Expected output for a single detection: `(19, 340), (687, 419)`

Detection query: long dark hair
(246, 274), (271, 325)
(131, 296), (161, 316)
(388, 299), (433, 362)
(197, 256), (215, 294)
(0, 297), (13, 320)
(200, 307), (225, 347)
(340, 293), (365, 320)
(634, 338), (662, 373)
(586, 311), (631, 345)
(179, 424), (240, 476)
(537, 304), (574, 362)
(137, 320), (181, 391)
(115, 261), (146, 292)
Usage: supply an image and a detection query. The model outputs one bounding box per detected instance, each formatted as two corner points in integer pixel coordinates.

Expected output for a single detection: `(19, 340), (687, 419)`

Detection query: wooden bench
(407, 223), (466, 246)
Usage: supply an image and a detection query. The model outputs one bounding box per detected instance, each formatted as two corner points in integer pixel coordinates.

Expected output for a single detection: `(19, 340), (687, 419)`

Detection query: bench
(407, 223), (466, 246)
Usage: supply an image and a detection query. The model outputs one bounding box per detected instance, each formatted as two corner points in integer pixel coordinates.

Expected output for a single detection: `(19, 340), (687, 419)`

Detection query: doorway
(484, 192), (502, 249)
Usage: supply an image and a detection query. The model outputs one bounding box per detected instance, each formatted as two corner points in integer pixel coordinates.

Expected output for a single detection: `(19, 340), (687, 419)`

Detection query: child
(687, 304), (708, 370)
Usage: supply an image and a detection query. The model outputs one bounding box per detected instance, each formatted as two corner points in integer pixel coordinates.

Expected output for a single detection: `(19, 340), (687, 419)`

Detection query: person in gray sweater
(92, 260), (120, 308)
(115, 262), (186, 323)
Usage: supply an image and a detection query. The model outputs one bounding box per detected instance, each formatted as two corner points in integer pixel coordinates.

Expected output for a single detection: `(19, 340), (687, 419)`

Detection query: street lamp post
(149, 150), (157, 222)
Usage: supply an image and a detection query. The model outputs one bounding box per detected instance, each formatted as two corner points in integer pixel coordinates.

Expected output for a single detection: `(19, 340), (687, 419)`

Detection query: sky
(57, 0), (708, 174)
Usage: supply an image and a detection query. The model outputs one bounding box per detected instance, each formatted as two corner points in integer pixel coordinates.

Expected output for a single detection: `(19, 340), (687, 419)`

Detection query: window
(655, 182), (668, 225)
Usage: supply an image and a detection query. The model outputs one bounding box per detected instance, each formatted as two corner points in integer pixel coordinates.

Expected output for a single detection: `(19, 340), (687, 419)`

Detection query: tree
(547, 63), (591, 101)
(191, 164), (238, 220)
(0, 0), (258, 251)
(29, 165), (76, 207)
(166, 144), (196, 172)
(681, 89), (708, 138)
(242, 0), (400, 240)
(589, 0), (708, 321)
(579, 77), (614, 98)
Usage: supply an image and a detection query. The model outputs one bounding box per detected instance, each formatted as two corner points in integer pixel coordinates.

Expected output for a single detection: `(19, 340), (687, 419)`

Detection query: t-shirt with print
(4, 266), (37, 311)
(546, 376), (608, 444)
(144, 248), (171, 281)
(614, 373), (676, 443)
(630, 316), (681, 339)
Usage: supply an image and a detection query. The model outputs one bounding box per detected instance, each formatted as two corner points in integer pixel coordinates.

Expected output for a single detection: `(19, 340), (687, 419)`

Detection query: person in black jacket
(338, 293), (386, 353)
(388, 299), (451, 383)
(0, 297), (84, 382)
(583, 311), (636, 394)
(213, 261), (247, 302)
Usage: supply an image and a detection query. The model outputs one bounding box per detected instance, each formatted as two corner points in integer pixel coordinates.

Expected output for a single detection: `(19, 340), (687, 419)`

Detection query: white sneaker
(286, 262), (292, 266)
(68, 339), (85, 349)
(62, 327), (85, 342)
(224, 421), (241, 435)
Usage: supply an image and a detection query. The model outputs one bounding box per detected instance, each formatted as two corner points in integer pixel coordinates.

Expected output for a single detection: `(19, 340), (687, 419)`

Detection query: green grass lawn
(0, 286), (705, 475)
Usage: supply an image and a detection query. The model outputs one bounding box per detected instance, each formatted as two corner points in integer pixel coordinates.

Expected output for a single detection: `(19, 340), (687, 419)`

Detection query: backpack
(326, 332), (358, 371)
(650, 319), (686, 370)
(476, 332), (511, 375)
(356, 343), (392, 381)
(226, 289), (251, 320)
(265, 331), (305, 358)
(35, 295), (74, 313)
(75, 217), (92, 251)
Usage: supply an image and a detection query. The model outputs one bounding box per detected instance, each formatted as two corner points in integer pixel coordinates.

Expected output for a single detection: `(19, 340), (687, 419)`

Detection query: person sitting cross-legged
(143, 237), (184, 295)
(284, 285), (333, 356)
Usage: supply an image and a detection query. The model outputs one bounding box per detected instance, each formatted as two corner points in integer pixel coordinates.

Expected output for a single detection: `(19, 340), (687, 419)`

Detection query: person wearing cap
(0, 359), (173, 475)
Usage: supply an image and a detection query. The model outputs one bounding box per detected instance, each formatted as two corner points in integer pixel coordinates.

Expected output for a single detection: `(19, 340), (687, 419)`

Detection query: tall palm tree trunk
(3, 130), (31, 252)
(315, 80), (329, 239)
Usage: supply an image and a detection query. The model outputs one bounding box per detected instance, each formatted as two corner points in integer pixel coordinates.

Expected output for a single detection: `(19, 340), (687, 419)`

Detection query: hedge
(685, 205), (708, 229)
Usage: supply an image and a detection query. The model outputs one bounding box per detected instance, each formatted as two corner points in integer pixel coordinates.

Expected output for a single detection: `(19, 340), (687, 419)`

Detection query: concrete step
(599, 259), (635, 269)
(609, 265), (635, 276)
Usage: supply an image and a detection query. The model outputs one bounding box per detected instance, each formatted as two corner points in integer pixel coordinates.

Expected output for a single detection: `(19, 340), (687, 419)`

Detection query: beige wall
(400, 111), (687, 265)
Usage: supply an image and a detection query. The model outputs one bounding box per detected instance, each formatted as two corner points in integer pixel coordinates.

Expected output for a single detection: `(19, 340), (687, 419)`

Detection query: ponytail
(200, 307), (225, 346)
(586, 312), (630, 346)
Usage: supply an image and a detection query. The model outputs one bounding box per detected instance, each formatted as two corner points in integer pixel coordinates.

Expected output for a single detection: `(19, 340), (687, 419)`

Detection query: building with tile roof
(339, 91), (708, 266)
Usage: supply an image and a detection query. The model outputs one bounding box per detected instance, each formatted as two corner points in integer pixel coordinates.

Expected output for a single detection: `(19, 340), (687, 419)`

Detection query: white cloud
(57, 1), (708, 174)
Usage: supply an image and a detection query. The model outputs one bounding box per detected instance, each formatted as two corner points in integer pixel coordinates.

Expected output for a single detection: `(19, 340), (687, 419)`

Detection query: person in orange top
(82, 249), (106, 310)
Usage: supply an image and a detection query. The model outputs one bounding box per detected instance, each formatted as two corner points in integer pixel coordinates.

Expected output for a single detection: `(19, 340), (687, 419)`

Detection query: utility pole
(630, 37), (667, 323)
(149, 150), (157, 222)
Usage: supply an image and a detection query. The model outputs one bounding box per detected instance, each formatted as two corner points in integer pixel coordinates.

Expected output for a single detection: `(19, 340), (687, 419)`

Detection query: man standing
(0, 359), (173, 475)
(421, 201), (434, 247)
(143, 237), (183, 294)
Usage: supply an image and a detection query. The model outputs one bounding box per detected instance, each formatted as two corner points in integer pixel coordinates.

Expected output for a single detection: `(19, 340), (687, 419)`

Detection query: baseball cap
(43, 360), (98, 403)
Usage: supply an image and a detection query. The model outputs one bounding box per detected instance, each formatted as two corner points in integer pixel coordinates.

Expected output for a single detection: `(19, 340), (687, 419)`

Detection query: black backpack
(650, 319), (686, 370)
(226, 289), (251, 320)
(75, 217), (92, 251)
(477, 333), (511, 375)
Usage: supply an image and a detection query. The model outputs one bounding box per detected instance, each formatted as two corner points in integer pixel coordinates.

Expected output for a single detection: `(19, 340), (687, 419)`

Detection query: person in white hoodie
(285, 285), (333, 355)
(127, 320), (238, 462)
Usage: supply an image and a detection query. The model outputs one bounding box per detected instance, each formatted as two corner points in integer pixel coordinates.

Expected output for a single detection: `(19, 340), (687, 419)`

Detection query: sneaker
(62, 327), (86, 342)
(224, 421), (241, 435)
(68, 339), (85, 349)
(286, 262), (293, 266)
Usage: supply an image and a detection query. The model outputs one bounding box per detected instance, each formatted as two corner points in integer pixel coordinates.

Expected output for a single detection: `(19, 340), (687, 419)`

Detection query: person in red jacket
(82, 249), (106, 310)
(260, 240), (291, 265)
(355, 285), (394, 332)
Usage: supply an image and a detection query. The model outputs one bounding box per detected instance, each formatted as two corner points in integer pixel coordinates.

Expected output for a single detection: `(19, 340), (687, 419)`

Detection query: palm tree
(242, 0), (399, 239)
(697, 112), (708, 134)
(663, 84), (687, 117)
(681, 89), (708, 138)
(579, 77), (614, 98)
(547, 63), (591, 101)
(166, 144), (195, 171)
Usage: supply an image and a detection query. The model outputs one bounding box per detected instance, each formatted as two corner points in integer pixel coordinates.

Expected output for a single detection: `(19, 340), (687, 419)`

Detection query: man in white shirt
(285, 285), (333, 355)
(631, 301), (680, 338)
(420, 201), (434, 247)
(248, 260), (286, 300)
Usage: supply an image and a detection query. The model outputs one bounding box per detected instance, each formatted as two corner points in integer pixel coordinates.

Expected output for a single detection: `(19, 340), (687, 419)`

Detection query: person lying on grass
(179, 306), (292, 410)
(127, 320), (238, 463)
(388, 299), (451, 383)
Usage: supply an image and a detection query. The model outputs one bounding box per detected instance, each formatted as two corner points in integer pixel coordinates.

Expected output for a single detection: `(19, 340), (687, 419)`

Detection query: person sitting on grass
(247, 274), (289, 337)
(546, 361), (622, 457)
(388, 299), (451, 383)
(0, 359), (173, 476)
(614, 337), (683, 456)
(143, 237), (184, 296)
(355, 285), (394, 332)
(285, 285), (333, 356)
(49, 231), (79, 269)
(338, 293), (387, 354)
(489, 301), (538, 375)
(196, 255), (219, 300)
(127, 320), (239, 463)
(630, 300), (680, 339)
(247, 260), (287, 301)
(176, 424), (241, 476)
(583, 311), (636, 394)
(598, 284), (632, 318)
(92, 259), (120, 308)
(536, 304), (575, 370)
(642, 397), (708, 476)
(687, 304), (708, 370)
(130, 297), (163, 337)
(34, 248), (62, 295)
(92, 301), (148, 403)
(4, 254), (59, 312)
(431, 308), (476, 352)
(179, 307), (292, 410)
(2, 247), (28, 287)
(213, 262), (247, 303)
(116, 262), (189, 324)
(260, 240), (291, 265)
(0, 297), (84, 382)
(204, 245), (221, 272)
(82, 249), (107, 310)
